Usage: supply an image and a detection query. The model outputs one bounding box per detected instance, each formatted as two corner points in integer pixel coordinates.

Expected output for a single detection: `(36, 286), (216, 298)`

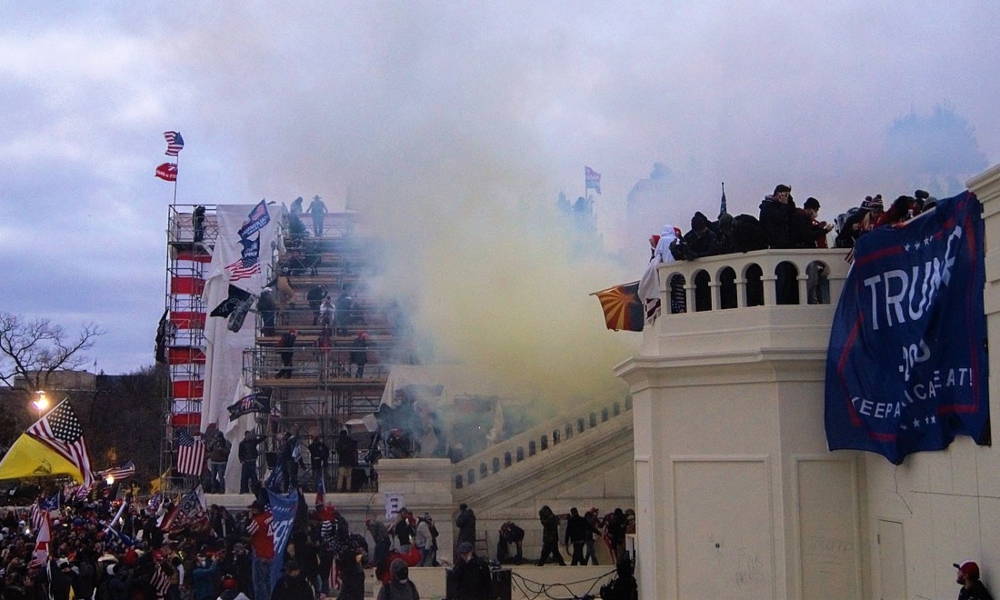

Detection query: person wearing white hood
(638, 223), (683, 321)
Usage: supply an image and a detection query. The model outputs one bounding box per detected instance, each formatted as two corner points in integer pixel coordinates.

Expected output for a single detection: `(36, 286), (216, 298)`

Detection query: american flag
(99, 460), (136, 482)
(585, 166), (602, 193)
(29, 502), (47, 532)
(226, 256), (260, 282)
(175, 429), (206, 476)
(29, 515), (50, 568)
(164, 131), (184, 156)
(26, 399), (94, 488)
(151, 563), (172, 597)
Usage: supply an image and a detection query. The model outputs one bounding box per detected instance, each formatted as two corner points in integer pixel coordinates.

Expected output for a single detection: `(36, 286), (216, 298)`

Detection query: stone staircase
(451, 395), (634, 512)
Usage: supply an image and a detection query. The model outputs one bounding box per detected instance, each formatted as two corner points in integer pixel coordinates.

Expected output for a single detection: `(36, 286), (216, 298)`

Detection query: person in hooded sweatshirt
(638, 222), (682, 319)
(376, 559), (419, 600)
(268, 560), (315, 600)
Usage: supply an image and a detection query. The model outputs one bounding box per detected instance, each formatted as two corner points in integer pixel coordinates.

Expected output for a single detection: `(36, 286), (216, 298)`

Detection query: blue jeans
(252, 554), (272, 600)
(208, 461), (226, 493)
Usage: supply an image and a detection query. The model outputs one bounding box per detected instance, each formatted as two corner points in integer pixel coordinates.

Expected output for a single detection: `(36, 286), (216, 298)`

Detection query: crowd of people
(0, 484), (640, 600)
(641, 184), (938, 311)
(662, 184), (935, 261)
(0, 487), (380, 600)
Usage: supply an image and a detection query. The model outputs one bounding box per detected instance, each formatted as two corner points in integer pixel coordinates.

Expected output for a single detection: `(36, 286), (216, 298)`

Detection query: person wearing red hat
(218, 574), (251, 600)
(955, 560), (994, 600)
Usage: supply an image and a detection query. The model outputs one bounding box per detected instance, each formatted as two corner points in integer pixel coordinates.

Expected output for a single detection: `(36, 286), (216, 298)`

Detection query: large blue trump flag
(825, 192), (989, 464)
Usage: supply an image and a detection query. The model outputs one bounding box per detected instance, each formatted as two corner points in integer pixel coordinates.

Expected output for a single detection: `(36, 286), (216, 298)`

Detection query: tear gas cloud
(173, 5), (637, 414)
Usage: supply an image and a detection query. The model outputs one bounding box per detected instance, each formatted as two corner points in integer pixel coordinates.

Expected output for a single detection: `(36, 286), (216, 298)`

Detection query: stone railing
(654, 248), (852, 313)
(451, 395), (633, 491)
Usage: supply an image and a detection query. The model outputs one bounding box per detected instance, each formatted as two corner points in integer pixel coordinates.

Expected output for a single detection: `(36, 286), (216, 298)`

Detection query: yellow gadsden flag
(0, 434), (84, 482)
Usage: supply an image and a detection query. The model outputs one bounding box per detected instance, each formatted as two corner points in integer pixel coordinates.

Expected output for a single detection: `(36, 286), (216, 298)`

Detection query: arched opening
(805, 260), (831, 304)
(718, 266), (738, 309)
(455, 474), (463, 489)
(516, 447), (524, 462)
(504, 452), (512, 467)
(540, 435), (548, 450)
(528, 441), (536, 456)
(668, 274), (687, 314)
(492, 457), (500, 473)
(775, 261), (800, 304)
(693, 270), (712, 312)
(745, 263), (765, 307)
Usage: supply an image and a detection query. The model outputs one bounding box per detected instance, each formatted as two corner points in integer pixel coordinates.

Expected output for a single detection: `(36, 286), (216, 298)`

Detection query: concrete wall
(617, 249), (867, 600)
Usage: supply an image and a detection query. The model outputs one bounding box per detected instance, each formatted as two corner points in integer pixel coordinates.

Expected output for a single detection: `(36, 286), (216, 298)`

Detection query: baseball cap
(954, 560), (980, 578)
(458, 542), (473, 554)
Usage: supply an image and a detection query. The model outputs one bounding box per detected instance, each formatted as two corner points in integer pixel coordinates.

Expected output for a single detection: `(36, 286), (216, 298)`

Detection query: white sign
(385, 492), (405, 520)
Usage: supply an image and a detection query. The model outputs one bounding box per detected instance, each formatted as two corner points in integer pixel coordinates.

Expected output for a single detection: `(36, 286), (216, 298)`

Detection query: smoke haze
(0, 2), (998, 378)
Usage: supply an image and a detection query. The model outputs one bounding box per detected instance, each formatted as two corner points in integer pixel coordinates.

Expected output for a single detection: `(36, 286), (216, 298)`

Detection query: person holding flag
(247, 499), (275, 600)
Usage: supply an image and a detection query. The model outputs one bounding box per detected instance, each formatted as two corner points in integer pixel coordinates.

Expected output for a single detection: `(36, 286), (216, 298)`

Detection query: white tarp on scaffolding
(201, 203), (279, 433)
(379, 364), (505, 408)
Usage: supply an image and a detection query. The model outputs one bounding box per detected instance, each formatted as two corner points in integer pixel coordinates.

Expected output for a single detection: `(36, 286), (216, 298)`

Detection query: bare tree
(0, 313), (105, 445)
(0, 312), (105, 391)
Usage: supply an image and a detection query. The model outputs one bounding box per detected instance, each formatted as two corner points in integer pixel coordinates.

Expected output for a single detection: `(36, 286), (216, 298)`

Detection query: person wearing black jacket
(268, 561), (315, 600)
(448, 542), (492, 600)
(239, 431), (265, 493)
(334, 430), (358, 492)
(276, 329), (297, 379)
(759, 184), (800, 303)
(790, 197), (833, 248)
(564, 507), (602, 566)
(758, 184), (796, 249)
(537, 506), (565, 566)
(308, 435), (329, 491)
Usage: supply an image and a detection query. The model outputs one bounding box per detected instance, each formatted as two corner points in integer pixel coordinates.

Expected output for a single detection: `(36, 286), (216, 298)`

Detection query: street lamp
(32, 391), (49, 419)
(106, 474), (115, 486)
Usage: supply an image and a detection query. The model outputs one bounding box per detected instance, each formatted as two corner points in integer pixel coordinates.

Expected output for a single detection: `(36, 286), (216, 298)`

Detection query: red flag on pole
(156, 163), (178, 182)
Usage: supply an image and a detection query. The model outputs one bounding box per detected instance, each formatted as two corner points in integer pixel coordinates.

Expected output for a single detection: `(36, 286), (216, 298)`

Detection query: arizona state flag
(593, 281), (644, 332)
(0, 434), (86, 482)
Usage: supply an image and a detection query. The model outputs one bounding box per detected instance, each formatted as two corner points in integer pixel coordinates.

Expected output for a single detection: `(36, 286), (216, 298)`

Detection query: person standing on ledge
(308, 195), (328, 237)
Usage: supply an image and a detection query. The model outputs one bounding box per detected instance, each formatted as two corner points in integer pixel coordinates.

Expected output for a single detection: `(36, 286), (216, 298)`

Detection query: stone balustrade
(452, 395), (633, 491)
(654, 248), (852, 313)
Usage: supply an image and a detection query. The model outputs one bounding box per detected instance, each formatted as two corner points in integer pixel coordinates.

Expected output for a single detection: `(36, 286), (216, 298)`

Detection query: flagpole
(172, 151), (180, 206)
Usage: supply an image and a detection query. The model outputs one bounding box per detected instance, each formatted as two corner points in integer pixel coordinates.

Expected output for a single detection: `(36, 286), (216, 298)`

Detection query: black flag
(210, 285), (253, 318)
(227, 389), (272, 421)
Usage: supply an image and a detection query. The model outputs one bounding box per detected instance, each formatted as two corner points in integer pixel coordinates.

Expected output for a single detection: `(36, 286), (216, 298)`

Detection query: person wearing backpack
(414, 512), (438, 567)
(376, 559), (419, 600)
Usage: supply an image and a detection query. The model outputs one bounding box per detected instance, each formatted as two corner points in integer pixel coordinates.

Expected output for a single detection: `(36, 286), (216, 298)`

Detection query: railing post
(735, 277), (747, 309)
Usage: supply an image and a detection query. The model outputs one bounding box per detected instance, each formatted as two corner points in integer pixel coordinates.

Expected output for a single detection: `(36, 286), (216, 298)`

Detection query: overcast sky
(1, 2), (997, 382)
